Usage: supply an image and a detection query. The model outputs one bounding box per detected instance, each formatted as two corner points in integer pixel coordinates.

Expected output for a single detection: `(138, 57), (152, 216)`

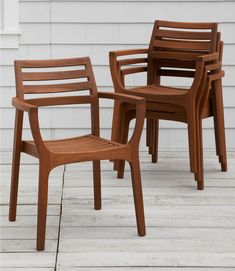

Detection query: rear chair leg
(129, 157), (146, 236)
(93, 160), (101, 210)
(148, 119), (153, 155)
(146, 119), (151, 148)
(151, 119), (159, 163)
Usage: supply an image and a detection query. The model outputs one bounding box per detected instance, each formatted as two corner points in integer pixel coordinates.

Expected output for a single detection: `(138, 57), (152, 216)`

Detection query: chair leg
(213, 80), (227, 172)
(212, 97), (220, 158)
(195, 118), (204, 190)
(148, 119), (153, 155)
(111, 101), (122, 171)
(117, 114), (131, 179)
(151, 119), (159, 163)
(9, 110), (23, 222)
(93, 160), (101, 210)
(129, 157), (146, 236)
(146, 119), (151, 148)
(112, 102), (125, 171)
(187, 111), (197, 174)
(37, 163), (50, 251)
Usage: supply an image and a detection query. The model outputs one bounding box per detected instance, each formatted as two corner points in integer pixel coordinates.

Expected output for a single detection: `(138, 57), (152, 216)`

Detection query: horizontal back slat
(26, 95), (94, 107)
(158, 69), (195, 78)
(157, 20), (217, 30)
(155, 29), (212, 40)
(157, 60), (195, 69)
(121, 66), (147, 76)
(23, 81), (92, 94)
(150, 51), (203, 61)
(153, 40), (211, 51)
(118, 58), (147, 66)
(22, 69), (88, 81)
(18, 58), (89, 68)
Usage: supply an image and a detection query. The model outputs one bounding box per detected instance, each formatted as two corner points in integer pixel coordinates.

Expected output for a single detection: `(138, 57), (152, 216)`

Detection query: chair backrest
(14, 57), (98, 98)
(147, 20), (218, 84)
(14, 57), (100, 135)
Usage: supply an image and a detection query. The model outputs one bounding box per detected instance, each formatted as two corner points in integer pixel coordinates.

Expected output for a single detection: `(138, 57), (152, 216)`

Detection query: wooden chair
(109, 20), (227, 190)
(9, 57), (146, 251)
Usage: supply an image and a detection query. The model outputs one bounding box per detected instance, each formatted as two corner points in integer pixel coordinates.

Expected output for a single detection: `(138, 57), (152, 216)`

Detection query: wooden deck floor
(1, 150), (235, 270)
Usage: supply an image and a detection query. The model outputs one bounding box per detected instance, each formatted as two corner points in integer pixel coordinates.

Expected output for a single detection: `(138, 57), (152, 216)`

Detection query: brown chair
(109, 20), (227, 190)
(9, 57), (146, 251)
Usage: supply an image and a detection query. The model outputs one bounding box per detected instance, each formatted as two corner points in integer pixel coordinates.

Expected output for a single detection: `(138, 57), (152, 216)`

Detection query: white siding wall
(1, 0), (235, 151)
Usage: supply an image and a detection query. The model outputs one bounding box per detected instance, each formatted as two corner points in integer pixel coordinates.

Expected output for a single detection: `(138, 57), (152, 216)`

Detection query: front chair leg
(9, 110), (23, 221)
(213, 80), (227, 172)
(195, 118), (204, 190)
(37, 163), (50, 251)
(129, 157), (146, 236)
(93, 160), (101, 210)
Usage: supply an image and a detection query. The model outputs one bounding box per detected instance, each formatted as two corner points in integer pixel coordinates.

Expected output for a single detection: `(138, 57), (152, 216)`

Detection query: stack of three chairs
(8, 20), (227, 251)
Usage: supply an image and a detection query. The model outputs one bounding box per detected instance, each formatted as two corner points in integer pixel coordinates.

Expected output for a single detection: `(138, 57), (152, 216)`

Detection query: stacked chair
(109, 20), (227, 190)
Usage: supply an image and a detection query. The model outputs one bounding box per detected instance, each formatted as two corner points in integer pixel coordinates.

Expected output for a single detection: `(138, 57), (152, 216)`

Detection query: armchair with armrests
(9, 57), (146, 251)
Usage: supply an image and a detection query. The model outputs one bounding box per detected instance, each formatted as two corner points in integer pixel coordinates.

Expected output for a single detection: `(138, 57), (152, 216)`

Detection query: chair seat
(128, 85), (188, 102)
(25, 134), (123, 155)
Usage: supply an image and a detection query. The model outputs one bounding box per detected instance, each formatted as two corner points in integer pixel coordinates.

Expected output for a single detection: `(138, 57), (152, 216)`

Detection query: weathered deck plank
(0, 151), (235, 270)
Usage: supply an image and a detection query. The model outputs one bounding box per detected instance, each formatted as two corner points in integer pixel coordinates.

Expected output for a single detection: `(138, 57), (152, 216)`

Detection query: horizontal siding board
(19, 23), (51, 44)
(18, 23), (235, 44)
(19, 2), (51, 23)
(50, 2), (235, 23)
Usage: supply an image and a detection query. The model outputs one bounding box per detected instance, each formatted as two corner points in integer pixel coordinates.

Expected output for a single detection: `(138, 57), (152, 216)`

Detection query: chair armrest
(98, 91), (145, 105)
(12, 97), (38, 112)
(109, 48), (148, 57)
(197, 52), (219, 62)
(12, 97), (47, 153)
(209, 70), (225, 82)
(98, 92), (146, 147)
(109, 49), (148, 93)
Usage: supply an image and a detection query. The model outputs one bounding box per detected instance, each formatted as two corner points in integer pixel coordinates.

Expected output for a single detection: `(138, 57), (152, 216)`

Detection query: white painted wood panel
(18, 23), (235, 45)
(1, 0), (235, 152)
(50, 2), (235, 23)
